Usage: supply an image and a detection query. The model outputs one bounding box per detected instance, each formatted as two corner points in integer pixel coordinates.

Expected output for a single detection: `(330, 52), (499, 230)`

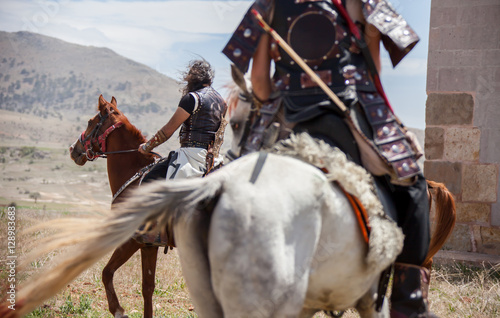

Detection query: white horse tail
(4, 172), (227, 318)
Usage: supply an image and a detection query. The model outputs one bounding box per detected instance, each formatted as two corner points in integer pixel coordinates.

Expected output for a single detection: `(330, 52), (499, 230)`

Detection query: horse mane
(119, 115), (147, 144)
(225, 82), (241, 117)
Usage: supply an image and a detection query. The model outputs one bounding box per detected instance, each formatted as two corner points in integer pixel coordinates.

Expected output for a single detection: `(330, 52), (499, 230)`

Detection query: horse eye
(231, 123), (239, 130)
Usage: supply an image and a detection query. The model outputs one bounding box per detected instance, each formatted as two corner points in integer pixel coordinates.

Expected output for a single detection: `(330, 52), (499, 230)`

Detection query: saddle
(130, 148), (224, 249)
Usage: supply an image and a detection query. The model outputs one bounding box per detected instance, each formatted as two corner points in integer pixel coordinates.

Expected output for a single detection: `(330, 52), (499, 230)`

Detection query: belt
(180, 141), (210, 149)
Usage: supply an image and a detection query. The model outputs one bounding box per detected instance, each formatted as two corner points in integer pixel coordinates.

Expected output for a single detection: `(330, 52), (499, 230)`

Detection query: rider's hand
(138, 143), (148, 154)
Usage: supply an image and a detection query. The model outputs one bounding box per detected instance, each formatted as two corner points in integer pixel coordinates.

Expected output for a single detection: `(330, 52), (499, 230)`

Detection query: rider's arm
(251, 33), (273, 102)
(347, 0), (382, 74)
(139, 106), (190, 154)
(365, 24), (382, 74)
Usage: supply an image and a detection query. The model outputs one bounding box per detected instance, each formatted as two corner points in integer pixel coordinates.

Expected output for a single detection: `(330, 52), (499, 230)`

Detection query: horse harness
(79, 109), (138, 161)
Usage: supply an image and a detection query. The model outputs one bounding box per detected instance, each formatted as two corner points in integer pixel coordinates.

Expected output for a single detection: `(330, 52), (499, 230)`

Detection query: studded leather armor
(179, 86), (227, 147)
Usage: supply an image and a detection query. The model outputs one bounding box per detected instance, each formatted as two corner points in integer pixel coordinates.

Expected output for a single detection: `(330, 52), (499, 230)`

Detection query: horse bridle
(79, 109), (136, 161)
(226, 90), (255, 162)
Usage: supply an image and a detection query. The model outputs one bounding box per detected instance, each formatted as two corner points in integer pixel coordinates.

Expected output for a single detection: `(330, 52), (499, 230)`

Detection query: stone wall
(425, 0), (500, 256)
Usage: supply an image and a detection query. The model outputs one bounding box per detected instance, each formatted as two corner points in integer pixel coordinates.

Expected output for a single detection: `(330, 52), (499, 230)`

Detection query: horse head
(226, 64), (254, 161)
(226, 64), (291, 161)
(69, 95), (126, 165)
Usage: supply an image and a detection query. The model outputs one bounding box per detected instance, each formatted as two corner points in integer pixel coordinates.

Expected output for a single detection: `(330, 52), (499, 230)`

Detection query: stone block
(458, 4), (500, 26)
(474, 93), (500, 129)
(439, 26), (471, 51)
(454, 50), (483, 67)
(443, 223), (471, 252)
(437, 67), (478, 92)
(426, 68), (438, 92)
(468, 25), (498, 50)
(425, 127), (444, 160)
(483, 50), (500, 67)
(479, 128), (500, 163)
(479, 226), (500, 255)
(462, 164), (498, 202)
(492, 198), (500, 227)
(444, 127), (481, 161)
(456, 202), (490, 224)
(430, 6), (458, 28)
(426, 93), (474, 125)
(427, 50), (454, 68)
(424, 161), (462, 195)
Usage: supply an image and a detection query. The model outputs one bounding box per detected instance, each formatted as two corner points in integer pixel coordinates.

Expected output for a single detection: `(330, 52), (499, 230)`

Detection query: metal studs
(244, 28), (252, 38)
(382, 126), (391, 135)
(233, 48), (242, 57)
(391, 144), (401, 153)
(385, 17), (392, 22)
(377, 108), (384, 118)
(402, 162), (410, 172)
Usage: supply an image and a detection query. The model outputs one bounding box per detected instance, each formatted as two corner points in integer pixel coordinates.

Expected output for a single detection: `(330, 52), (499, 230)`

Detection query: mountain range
(0, 31), (181, 120)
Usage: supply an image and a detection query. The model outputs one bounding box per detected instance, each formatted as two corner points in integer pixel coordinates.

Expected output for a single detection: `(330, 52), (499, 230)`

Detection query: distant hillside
(0, 31), (181, 120)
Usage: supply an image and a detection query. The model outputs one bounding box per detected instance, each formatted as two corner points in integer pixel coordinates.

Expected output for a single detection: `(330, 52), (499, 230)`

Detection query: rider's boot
(390, 263), (439, 318)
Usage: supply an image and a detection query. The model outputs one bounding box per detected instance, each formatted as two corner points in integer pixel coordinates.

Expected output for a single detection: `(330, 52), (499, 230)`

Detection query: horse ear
(231, 63), (250, 95)
(98, 94), (107, 110)
(110, 96), (117, 107)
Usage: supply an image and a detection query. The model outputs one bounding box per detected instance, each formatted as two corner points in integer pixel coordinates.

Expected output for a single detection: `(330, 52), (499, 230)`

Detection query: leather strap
(249, 152), (268, 184)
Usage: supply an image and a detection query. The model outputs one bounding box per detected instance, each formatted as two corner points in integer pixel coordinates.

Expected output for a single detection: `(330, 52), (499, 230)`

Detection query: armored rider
(139, 59), (227, 180)
(223, 1), (435, 317)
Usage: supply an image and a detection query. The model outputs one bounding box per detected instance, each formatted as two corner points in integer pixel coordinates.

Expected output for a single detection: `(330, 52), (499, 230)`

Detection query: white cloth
(166, 147), (224, 180)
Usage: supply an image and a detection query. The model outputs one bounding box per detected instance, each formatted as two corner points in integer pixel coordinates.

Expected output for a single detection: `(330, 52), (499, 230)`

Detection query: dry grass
(1, 206), (499, 318)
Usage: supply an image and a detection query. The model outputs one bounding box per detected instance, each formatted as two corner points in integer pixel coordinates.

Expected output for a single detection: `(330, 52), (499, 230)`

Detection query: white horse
(1, 68), (455, 318)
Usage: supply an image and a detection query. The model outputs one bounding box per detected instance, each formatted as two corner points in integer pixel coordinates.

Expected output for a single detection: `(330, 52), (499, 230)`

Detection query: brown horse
(69, 94), (164, 318)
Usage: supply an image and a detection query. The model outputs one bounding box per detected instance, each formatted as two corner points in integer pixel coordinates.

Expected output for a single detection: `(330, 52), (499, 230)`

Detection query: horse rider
(139, 59), (227, 180)
(223, 1), (435, 317)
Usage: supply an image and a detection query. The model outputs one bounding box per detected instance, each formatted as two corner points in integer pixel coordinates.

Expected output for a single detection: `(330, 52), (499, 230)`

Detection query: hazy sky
(0, 0), (431, 129)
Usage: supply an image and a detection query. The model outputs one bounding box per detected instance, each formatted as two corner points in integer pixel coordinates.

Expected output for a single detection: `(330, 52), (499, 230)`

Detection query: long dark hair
(181, 59), (214, 95)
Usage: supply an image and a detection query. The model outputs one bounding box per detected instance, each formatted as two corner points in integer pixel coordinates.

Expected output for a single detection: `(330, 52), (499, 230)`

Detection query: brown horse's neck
(105, 128), (156, 197)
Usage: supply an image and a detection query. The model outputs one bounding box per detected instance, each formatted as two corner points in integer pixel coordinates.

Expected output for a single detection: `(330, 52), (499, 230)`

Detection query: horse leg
(140, 246), (159, 318)
(355, 282), (389, 318)
(298, 308), (320, 318)
(102, 238), (143, 318)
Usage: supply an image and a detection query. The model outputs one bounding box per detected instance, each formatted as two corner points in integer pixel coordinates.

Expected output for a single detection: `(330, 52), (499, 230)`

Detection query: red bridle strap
(98, 122), (124, 153)
(80, 121), (124, 160)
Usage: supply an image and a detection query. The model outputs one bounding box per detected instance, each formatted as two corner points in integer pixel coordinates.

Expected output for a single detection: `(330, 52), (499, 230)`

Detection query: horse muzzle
(69, 140), (87, 166)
